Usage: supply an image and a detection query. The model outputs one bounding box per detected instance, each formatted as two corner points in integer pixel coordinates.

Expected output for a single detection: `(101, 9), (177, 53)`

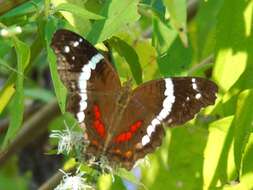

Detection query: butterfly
(51, 29), (218, 170)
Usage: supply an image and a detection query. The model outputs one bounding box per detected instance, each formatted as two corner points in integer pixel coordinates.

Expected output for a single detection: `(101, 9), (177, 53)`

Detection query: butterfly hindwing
(107, 77), (217, 169)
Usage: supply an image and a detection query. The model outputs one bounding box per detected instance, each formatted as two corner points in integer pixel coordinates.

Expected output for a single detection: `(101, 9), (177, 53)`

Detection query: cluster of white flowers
(50, 126), (83, 155)
(55, 169), (94, 190)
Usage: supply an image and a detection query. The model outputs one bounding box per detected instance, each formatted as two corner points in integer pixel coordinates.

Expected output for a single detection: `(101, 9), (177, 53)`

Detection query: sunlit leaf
(109, 37), (142, 84)
(162, 0), (188, 46)
(203, 116), (235, 189)
(87, 0), (140, 44)
(213, 0), (253, 92)
(233, 90), (253, 173)
(55, 3), (105, 20)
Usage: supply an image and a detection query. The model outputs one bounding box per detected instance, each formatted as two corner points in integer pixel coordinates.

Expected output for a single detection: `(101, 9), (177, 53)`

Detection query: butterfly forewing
(51, 29), (121, 150)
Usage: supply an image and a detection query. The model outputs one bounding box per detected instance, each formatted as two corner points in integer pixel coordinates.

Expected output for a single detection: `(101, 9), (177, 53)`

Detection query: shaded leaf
(45, 17), (67, 113)
(157, 36), (192, 77)
(2, 38), (30, 149)
(109, 37), (142, 84)
(213, 0), (252, 92)
(24, 88), (54, 102)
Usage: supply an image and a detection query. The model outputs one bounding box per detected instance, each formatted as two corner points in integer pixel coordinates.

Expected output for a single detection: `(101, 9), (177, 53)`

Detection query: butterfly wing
(51, 29), (121, 152)
(107, 77), (217, 170)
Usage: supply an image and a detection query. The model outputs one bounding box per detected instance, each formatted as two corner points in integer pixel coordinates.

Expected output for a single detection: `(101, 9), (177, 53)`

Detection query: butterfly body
(51, 29), (218, 170)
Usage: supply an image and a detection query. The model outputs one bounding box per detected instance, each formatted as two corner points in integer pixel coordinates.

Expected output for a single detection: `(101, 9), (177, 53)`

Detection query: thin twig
(38, 167), (76, 190)
(0, 0), (30, 16)
(0, 103), (42, 134)
(187, 54), (214, 75)
(0, 99), (60, 166)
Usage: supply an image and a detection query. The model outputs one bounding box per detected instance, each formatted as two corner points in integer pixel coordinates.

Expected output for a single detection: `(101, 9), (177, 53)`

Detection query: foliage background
(0, 0), (253, 189)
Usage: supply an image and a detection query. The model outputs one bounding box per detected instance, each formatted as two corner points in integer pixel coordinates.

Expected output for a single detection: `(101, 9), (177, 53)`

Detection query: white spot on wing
(72, 56), (75, 60)
(80, 93), (87, 100)
(80, 65), (91, 80)
(79, 38), (83, 42)
(147, 125), (156, 137)
(73, 41), (79, 47)
(142, 135), (150, 146)
(192, 83), (198, 90)
(151, 118), (160, 126)
(139, 78), (175, 146)
(195, 93), (201, 99)
(80, 101), (87, 111)
(88, 53), (104, 70)
(157, 115), (163, 121)
(163, 96), (174, 113)
(77, 112), (85, 122)
(64, 46), (70, 53)
(159, 108), (169, 119)
(76, 54), (104, 123)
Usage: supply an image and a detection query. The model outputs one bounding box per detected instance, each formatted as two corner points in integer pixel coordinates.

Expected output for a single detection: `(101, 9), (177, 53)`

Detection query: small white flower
(55, 169), (93, 190)
(87, 155), (113, 174)
(0, 29), (8, 37)
(50, 125), (83, 155)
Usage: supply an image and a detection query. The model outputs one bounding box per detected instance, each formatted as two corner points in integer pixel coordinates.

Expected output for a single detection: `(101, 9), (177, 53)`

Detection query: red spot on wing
(92, 104), (106, 138)
(130, 120), (142, 133)
(114, 120), (142, 143)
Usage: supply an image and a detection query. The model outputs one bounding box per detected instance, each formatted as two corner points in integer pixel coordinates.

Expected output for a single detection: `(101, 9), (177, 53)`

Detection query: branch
(38, 167), (76, 190)
(0, 99), (60, 166)
(0, 0), (30, 16)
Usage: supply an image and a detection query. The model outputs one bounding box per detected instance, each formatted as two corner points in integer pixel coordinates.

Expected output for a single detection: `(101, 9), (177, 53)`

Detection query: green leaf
(0, 75), (16, 113)
(233, 90), (253, 174)
(213, 0), (253, 92)
(55, 3), (105, 20)
(109, 37), (142, 84)
(152, 17), (177, 56)
(157, 36), (192, 77)
(162, 0), (188, 46)
(194, 0), (224, 60)
(87, 0), (140, 44)
(2, 38), (30, 149)
(116, 168), (145, 189)
(45, 17), (67, 113)
(0, 28), (43, 113)
(0, 0), (42, 20)
(24, 88), (54, 102)
(203, 116), (236, 189)
(241, 133), (253, 176)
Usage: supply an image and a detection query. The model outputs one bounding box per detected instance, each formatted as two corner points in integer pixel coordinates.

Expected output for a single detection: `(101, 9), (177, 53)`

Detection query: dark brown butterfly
(51, 29), (218, 170)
